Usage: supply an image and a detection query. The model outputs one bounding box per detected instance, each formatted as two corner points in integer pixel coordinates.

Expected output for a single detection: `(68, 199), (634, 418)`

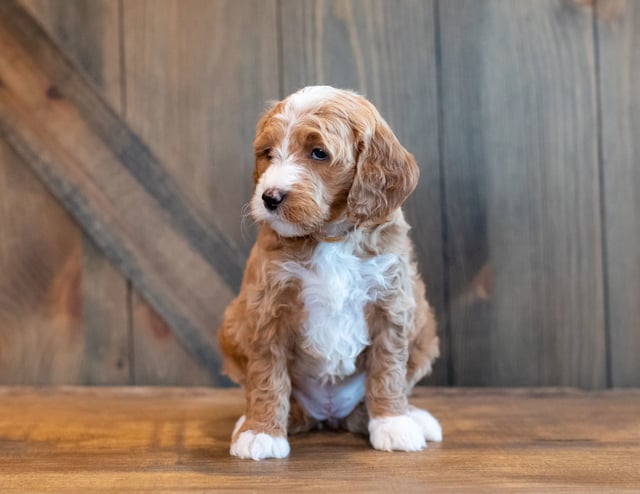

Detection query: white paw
(369, 415), (427, 452)
(229, 416), (290, 461)
(407, 406), (443, 442)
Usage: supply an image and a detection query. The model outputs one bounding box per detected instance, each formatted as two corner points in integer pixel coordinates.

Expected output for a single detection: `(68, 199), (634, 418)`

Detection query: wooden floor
(0, 387), (638, 492)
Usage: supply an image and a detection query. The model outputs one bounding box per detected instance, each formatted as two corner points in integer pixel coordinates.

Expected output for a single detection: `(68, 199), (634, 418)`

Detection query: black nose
(262, 189), (286, 210)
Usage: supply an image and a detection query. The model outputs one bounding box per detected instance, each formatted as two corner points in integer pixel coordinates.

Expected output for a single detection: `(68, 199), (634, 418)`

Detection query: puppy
(218, 86), (441, 460)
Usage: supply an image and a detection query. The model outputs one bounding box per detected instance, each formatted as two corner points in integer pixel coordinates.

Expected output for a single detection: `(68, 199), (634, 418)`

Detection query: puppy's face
(250, 86), (419, 238)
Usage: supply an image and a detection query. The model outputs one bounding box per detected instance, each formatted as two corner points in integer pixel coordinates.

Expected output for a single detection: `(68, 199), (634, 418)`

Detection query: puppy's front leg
(230, 327), (291, 461)
(366, 307), (440, 452)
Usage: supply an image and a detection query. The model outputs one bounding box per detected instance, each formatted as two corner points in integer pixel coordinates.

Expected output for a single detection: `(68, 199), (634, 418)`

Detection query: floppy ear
(347, 119), (420, 225)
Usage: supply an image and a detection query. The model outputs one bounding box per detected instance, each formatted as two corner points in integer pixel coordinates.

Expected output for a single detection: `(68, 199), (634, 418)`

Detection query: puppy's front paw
(407, 406), (443, 442)
(229, 416), (290, 461)
(368, 415), (426, 452)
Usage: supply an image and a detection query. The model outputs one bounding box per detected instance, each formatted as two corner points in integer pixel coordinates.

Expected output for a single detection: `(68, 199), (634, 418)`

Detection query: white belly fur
(281, 240), (398, 421)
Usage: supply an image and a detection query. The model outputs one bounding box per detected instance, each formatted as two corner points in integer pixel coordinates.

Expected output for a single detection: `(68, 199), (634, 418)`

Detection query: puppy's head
(250, 86), (419, 238)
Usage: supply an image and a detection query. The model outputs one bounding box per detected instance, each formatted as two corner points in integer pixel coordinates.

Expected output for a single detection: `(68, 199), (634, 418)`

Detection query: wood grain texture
(0, 0), (239, 384)
(0, 0), (84, 384)
(0, 0), (126, 384)
(597, 0), (640, 387)
(121, 0), (279, 384)
(0, 141), (83, 384)
(132, 291), (211, 386)
(81, 237), (131, 384)
(438, 0), (606, 387)
(19, 0), (131, 385)
(122, 0), (279, 255)
(20, 0), (122, 109)
(0, 387), (638, 492)
(280, 0), (448, 384)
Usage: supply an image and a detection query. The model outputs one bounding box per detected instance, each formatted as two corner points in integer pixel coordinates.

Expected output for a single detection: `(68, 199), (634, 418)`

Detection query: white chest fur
(282, 240), (398, 382)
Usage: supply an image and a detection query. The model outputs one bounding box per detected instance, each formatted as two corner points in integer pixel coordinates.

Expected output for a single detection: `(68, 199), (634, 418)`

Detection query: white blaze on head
(258, 159), (302, 194)
(286, 86), (340, 114)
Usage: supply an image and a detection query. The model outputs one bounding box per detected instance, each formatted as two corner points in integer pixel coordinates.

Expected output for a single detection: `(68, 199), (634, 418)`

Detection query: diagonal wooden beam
(0, 0), (245, 384)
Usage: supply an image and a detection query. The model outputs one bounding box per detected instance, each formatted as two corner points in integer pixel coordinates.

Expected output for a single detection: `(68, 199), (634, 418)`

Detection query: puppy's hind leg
(406, 279), (439, 390)
(341, 401), (369, 435)
(288, 395), (319, 434)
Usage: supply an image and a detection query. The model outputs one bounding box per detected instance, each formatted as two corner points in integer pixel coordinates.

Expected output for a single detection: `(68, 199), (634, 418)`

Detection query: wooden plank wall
(598, 0), (640, 387)
(1, 0), (129, 384)
(0, 0), (637, 387)
(440, 0), (605, 388)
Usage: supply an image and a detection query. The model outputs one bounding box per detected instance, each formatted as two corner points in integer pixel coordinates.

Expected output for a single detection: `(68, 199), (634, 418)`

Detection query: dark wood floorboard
(0, 387), (638, 492)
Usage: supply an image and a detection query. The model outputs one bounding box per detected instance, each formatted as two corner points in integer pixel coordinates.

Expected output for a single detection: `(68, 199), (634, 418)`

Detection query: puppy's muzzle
(262, 188), (287, 211)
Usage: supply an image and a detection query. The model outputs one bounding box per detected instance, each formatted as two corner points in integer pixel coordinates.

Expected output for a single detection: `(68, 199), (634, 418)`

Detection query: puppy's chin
(250, 202), (309, 238)
(266, 218), (308, 238)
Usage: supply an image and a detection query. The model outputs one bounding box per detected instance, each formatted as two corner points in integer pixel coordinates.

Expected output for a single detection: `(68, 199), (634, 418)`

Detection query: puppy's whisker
(240, 202), (255, 241)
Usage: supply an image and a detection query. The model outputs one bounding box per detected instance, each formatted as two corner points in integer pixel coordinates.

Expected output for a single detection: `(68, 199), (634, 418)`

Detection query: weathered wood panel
(20, 0), (122, 108)
(122, 0), (278, 255)
(280, 0), (448, 384)
(132, 291), (211, 385)
(439, 0), (606, 386)
(0, 0), (241, 385)
(0, 0), (126, 384)
(19, 0), (131, 384)
(81, 238), (131, 384)
(0, 141), (83, 383)
(598, 0), (640, 387)
(121, 0), (279, 384)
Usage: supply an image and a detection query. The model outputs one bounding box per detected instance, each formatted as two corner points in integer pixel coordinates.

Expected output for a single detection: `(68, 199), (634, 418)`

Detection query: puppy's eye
(263, 148), (273, 159)
(311, 148), (328, 161)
